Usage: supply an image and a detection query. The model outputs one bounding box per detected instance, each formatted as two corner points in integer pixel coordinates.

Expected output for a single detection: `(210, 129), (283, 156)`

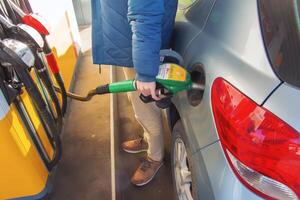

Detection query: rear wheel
(171, 120), (198, 200)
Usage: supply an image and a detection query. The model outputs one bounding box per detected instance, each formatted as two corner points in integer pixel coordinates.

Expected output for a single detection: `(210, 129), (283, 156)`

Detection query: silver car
(168, 0), (300, 199)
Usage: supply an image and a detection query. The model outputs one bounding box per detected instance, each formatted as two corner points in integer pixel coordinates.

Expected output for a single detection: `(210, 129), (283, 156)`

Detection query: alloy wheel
(174, 137), (193, 200)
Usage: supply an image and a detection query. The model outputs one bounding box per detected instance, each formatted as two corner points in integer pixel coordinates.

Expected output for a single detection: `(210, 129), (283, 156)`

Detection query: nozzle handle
(139, 82), (172, 104)
(139, 92), (173, 109)
(139, 93), (156, 104)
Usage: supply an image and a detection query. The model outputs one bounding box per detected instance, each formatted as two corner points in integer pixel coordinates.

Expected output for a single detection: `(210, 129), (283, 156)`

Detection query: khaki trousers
(123, 67), (164, 162)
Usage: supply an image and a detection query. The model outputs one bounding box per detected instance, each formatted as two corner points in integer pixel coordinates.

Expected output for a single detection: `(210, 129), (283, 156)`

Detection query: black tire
(171, 120), (199, 200)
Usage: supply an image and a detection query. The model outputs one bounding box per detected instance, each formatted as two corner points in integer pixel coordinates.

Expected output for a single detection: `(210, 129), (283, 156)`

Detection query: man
(91, 0), (178, 186)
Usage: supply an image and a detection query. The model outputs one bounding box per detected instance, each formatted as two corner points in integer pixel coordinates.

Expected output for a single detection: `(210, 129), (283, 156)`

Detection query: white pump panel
(0, 90), (9, 120)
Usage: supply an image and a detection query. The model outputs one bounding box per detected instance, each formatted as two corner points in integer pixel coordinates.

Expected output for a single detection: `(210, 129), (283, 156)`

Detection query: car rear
(172, 0), (300, 199)
(209, 0), (300, 199)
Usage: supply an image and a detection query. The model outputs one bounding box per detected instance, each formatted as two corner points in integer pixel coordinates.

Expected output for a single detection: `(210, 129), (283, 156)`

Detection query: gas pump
(0, 38), (61, 199)
(0, 8), (64, 129)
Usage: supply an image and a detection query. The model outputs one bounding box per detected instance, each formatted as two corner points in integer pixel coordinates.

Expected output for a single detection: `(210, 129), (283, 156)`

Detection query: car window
(258, 0), (300, 88)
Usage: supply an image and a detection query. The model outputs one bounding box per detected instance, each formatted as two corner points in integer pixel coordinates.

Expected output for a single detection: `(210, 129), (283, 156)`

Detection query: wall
(29, 0), (81, 88)
(72, 0), (92, 26)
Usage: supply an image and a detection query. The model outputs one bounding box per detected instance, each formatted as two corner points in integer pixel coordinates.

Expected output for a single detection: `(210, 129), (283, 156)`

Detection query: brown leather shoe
(122, 138), (148, 154)
(131, 157), (163, 186)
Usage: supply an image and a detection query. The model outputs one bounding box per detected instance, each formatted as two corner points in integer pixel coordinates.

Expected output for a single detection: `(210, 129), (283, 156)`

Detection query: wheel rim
(174, 137), (193, 200)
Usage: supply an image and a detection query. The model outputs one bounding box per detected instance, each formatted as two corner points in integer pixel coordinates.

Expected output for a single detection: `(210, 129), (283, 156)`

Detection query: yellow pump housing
(0, 95), (51, 199)
(0, 21), (78, 200)
(0, 0), (80, 199)
(0, 49), (77, 200)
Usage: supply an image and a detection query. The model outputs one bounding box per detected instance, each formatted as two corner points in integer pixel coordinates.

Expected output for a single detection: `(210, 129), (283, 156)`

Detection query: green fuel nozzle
(108, 79), (136, 93)
(53, 63), (204, 103)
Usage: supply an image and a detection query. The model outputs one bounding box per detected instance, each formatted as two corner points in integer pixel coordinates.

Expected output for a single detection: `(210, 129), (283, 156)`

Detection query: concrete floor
(49, 26), (111, 200)
(48, 25), (174, 200)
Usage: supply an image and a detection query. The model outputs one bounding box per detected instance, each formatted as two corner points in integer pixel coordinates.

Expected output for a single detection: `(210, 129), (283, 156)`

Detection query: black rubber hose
(47, 128), (62, 170)
(21, 68), (62, 170)
(35, 55), (63, 130)
(43, 38), (68, 116)
(1, 0), (68, 117)
(54, 73), (68, 115)
(53, 84), (110, 102)
(23, 0), (32, 13)
(13, 98), (52, 169)
(18, 0), (31, 14)
(17, 0), (32, 14)
(0, 19), (65, 126)
(2, 0), (20, 24)
(0, 45), (62, 170)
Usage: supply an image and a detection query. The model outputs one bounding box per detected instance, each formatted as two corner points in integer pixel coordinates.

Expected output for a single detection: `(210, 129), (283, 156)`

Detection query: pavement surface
(114, 68), (175, 200)
(48, 25), (174, 200)
(49, 26), (111, 200)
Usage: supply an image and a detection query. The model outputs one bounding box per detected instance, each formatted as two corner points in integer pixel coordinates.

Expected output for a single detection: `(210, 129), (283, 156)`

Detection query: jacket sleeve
(128, 0), (164, 82)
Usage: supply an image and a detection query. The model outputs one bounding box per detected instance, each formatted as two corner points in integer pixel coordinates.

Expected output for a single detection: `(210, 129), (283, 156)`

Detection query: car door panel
(172, 0), (216, 59)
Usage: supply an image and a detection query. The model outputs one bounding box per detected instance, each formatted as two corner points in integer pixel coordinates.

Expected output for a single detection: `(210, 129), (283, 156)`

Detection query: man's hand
(136, 80), (161, 101)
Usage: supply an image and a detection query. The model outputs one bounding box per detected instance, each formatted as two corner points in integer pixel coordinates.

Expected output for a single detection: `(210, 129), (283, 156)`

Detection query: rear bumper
(199, 141), (262, 200)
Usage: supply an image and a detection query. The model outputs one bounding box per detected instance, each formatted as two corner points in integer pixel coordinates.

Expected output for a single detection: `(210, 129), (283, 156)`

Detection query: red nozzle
(22, 14), (50, 35)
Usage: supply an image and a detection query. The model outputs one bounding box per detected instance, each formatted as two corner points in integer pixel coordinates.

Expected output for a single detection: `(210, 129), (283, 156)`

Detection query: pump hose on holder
(0, 42), (62, 171)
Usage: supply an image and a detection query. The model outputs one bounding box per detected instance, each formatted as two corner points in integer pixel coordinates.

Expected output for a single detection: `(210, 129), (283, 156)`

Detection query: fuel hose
(53, 80), (136, 102)
(21, 72), (62, 170)
(0, 43), (62, 170)
(0, 13), (64, 130)
(3, 0), (69, 116)
(43, 40), (68, 115)
(2, 0), (20, 24)
(17, 0), (31, 14)
(35, 53), (63, 130)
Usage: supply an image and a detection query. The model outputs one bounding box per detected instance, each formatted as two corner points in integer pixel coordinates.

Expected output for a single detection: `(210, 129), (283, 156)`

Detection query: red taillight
(211, 78), (300, 200)
(22, 14), (50, 35)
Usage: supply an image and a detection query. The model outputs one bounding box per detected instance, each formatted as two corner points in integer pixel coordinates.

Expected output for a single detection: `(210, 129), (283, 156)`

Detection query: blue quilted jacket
(91, 0), (178, 82)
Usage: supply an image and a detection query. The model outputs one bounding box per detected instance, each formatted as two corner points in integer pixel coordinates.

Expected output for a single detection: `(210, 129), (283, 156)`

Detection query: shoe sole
(123, 148), (148, 154)
(133, 162), (164, 187)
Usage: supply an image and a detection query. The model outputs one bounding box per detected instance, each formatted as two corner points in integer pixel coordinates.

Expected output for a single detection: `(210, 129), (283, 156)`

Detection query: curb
(110, 66), (118, 200)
